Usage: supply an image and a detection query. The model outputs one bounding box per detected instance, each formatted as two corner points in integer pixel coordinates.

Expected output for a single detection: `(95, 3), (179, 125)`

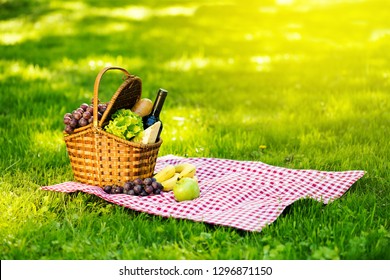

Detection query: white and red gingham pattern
(41, 155), (365, 232)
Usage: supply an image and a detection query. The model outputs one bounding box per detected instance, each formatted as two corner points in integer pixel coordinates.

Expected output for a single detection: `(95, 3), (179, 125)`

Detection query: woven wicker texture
(64, 67), (162, 187)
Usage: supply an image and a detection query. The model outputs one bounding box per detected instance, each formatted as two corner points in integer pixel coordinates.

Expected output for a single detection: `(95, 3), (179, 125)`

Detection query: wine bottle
(142, 88), (168, 141)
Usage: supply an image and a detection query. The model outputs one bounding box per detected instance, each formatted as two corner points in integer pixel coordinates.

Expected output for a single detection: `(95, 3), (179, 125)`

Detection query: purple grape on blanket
(143, 178), (153, 186)
(133, 178), (143, 185)
(153, 188), (161, 195)
(101, 177), (162, 196)
(151, 181), (159, 190)
(103, 185), (112, 194)
(140, 190), (148, 196)
(151, 181), (163, 191)
(123, 181), (134, 191)
(128, 189), (135, 195)
(114, 186), (124, 194)
(133, 184), (143, 195)
(144, 185), (154, 194)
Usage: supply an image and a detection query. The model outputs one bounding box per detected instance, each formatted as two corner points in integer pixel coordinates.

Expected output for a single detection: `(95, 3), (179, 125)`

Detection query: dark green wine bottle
(142, 88), (168, 141)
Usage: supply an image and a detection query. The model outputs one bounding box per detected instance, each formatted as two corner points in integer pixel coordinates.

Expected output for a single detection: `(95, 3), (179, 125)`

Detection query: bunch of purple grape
(63, 102), (108, 134)
(103, 177), (163, 196)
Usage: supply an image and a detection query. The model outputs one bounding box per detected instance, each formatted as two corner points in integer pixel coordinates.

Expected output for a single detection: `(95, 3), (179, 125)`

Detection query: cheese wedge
(136, 121), (161, 144)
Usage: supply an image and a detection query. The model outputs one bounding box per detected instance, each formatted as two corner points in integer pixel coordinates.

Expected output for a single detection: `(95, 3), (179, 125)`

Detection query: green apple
(173, 177), (200, 202)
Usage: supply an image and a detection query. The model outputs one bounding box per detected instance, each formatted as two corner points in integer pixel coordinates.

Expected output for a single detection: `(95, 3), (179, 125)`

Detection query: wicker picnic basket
(64, 66), (162, 187)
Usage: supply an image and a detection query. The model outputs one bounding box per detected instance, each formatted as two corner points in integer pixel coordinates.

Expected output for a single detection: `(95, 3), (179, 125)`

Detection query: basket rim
(64, 126), (163, 148)
(98, 128), (163, 148)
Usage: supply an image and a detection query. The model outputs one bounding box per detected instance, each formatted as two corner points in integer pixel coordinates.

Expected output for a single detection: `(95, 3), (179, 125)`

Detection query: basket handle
(93, 66), (130, 128)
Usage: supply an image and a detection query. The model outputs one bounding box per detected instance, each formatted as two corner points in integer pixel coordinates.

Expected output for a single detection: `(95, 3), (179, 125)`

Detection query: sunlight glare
(156, 6), (197, 17)
(274, 53), (304, 63)
(121, 7), (151, 21)
(370, 29), (390, 42)
(32, 131), (64, 153)
(108, 5), (198, 21)
(0, 3), (199, 45)
(285, 32), (302, 41)
(167, 57), (208, 71)
(276, 0), (294, 5)
(0, 33), (23, 45)
(88, 59), (112, 71)
(0, 18), (31, 45)
(244, 33), (254, 41)
(250, 56), (272, 72)
(52, 56), (146, 74)
(165, 55), (233, 71)
(259, 6), (278, 14)
(0, 61), (51, 81)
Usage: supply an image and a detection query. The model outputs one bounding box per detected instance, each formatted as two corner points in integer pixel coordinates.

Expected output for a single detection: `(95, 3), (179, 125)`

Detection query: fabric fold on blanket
(41, 155), (365, 232)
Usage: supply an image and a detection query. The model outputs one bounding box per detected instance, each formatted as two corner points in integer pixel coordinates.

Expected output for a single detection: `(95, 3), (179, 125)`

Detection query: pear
(173, 177), (200, 202)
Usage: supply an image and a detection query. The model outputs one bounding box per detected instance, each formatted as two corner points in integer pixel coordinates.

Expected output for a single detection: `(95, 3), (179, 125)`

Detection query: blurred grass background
(0, 0), (389, 259)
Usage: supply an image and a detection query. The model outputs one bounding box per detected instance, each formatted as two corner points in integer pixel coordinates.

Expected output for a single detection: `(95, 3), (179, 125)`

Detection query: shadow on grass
(0, 0), (52, 21)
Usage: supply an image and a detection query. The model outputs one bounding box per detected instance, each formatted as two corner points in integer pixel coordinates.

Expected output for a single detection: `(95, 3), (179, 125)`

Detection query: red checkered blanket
(41, 155), (365, 232)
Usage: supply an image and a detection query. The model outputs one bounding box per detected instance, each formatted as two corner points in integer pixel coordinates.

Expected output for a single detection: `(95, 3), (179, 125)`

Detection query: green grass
(1, 0), (389, 260)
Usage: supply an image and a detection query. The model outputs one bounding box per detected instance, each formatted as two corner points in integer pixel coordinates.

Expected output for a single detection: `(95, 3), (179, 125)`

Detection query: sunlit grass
(0, 60), (52, 81)
(0, 1), (199, 45)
